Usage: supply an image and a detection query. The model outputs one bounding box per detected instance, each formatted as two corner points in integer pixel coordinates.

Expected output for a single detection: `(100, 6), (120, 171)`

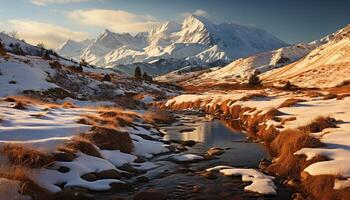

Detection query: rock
(81, 173), (98, 181)
(119, 163), (139, 174)
(179, 128), (196, 133)
(174, 144), (188, 151)
(133, 189), (167, 200)
(134, 157), (146, 163)
(207, 147), (224, 156)
(203, 154), (218, 160)
(181, 140), (196, 147)
(258, 158), (271, 170)
(165, 145), (176, 152)
(53, 190), (95, 200)
(110, 197), (124, 200)
(96, 169), (122, 179)
(109, 182), (130, 192)
(192, 185), (201, 193)
(292, 193), (306, 200)
(55, 188), (94, 200)
(53, 151), (75, 162)
(284, 178), (302, 188)
(136, 176), (149, 183)
(57, 166), (70, 173)
(162, 140), (171, 145)
(200, 171), (217, 179)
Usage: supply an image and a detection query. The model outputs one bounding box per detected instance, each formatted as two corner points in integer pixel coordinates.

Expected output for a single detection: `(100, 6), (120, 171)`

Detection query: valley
(0, 6), (350, 200)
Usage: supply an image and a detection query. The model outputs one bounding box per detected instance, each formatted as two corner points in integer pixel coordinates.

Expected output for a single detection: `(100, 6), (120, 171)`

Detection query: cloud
(180, 9), (209, 18)
(6, 20), (89, 48)
(30, 0), (91, 6)
(67, 9), (162, 33)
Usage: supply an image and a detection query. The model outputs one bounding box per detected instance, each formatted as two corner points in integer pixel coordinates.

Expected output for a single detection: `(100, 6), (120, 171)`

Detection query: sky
(0, 0), (350, 48)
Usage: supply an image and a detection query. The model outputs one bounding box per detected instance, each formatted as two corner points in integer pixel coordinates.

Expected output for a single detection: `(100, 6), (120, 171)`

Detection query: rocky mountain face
(56, 15), (287, 75)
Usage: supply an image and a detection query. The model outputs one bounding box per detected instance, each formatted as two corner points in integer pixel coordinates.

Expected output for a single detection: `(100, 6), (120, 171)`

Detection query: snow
(100, 149), (137, 167)
(0, 57), (57, 96)
(206, 166), (276, 195)
(27, 152), (124, 193)
(0, 102), (91, 141)
(57, 15), (286, 75)
(262, 27), (350, 88)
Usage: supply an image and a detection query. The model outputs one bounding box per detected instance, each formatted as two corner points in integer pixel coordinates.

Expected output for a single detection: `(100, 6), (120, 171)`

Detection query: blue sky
(0, 0), (349, 48)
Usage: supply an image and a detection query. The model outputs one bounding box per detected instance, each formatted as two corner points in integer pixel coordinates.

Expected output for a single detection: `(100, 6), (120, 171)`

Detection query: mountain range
(56, 15), (287, 75)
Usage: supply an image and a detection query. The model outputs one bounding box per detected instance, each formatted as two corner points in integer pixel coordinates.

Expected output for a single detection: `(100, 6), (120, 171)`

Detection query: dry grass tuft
(143, 109), (175, 124)
(302, 174), (350, 200)
(12, 102), (26, 110)
(239, 93), (267, 101)
(61, 102), (76, 108)
(267, 129), (323, 177)
(322, 93), (338, 100)
(298, 116), (337, 133)
(60, 136), (102, 158)
(81, 126), (134, 153)
(1, 144), (54, 168)
(278, 98), (304, 108)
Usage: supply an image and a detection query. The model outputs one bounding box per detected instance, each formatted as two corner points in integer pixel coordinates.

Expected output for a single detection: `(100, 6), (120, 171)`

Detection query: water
(96, 112), (293, 200)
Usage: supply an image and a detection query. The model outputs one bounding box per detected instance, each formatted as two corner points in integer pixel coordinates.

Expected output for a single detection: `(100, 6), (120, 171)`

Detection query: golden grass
(302, 174), (350, 200)
(0, 144), (54, 169)
(81, 126), (134, 153)
(278, 98), (304, 108)
(61, 102), (76, 108)
(143, 109), (175, 124)
(59, 136), (102, 158)
(298, 116), (337, 133)
(267, 129), (323, 177)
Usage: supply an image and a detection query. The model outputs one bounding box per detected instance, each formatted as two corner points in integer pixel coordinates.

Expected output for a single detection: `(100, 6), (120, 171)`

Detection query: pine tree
(142, 72), (152, 81)
(134, 66), (142, 79)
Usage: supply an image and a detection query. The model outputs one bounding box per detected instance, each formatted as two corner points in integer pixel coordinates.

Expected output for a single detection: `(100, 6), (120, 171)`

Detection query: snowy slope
(262, 24), (350, 88)
(57, 15), (287, 75)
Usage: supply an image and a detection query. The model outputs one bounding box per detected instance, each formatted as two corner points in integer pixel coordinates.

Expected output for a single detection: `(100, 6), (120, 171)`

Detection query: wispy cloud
(6, 20), (89, 48)
(180, 9), (209, 18)
(67, 9), (162, 33)
(30, 0), (92, 6)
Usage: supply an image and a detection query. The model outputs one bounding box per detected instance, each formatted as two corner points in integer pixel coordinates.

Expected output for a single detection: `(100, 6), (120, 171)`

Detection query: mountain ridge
(57, 15), (287, 75)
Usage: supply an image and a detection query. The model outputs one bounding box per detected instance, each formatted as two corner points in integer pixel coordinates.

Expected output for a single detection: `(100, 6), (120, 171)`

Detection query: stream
(96, 112), (294, 200)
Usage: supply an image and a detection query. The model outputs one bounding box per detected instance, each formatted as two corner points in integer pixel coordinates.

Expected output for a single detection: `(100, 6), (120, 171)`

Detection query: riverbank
(158, 88), (350, 200)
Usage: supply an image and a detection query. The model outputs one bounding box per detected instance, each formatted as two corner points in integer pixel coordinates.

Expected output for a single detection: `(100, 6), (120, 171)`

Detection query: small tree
(0, 39), (7, 57)
(142, 72), (152, 81)
(80, 59), (88, 67)
(248, 71), (261, 87)
(134, 66), (142, 79)
(8, 31), (18, 39)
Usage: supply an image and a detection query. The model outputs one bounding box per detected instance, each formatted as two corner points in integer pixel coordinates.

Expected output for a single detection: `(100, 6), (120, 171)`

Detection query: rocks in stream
(179, 128), (196, 133)
(258, 158), (271, 170)
(133, 189), (167, 200)
(54, 188), (95, 200)
(181, 140), (197, 147)
(200, 171), (218, 179)
(206, 147), (225, 156)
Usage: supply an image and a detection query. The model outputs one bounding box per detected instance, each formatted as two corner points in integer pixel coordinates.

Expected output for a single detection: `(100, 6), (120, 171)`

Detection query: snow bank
(206, 166), (276, 195)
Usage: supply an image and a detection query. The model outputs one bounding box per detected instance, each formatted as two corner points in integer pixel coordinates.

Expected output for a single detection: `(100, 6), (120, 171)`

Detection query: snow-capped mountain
(262, 24), (350, 88)
(57, 15), (287, 75)
(175, 26), (339, 86)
